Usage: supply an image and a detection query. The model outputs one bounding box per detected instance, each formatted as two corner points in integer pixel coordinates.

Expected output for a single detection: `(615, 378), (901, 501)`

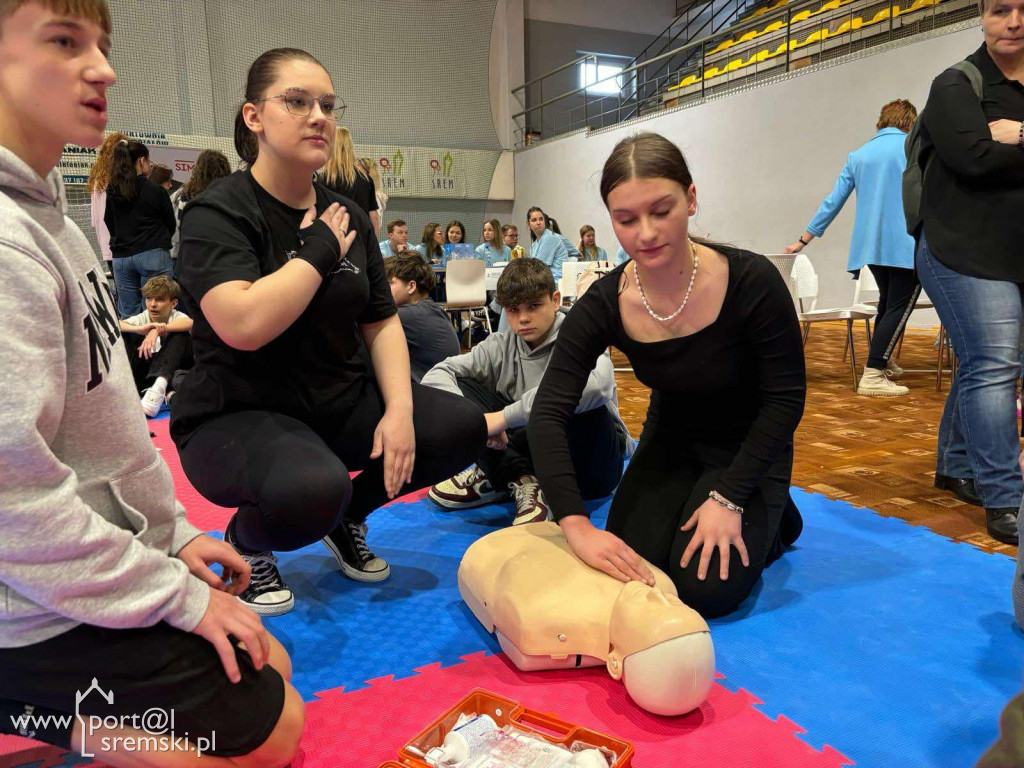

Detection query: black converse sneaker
(323, 520), (390, 583)
(224, 525), (294, 616)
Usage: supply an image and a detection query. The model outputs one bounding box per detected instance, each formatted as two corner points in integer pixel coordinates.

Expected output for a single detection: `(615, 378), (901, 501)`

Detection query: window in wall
(578, 53), (634, 97)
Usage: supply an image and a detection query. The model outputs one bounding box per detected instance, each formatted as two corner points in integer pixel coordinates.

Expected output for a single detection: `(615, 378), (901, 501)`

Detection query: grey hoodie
(421, 312), (634, 455)
(0, 147), (208, 648)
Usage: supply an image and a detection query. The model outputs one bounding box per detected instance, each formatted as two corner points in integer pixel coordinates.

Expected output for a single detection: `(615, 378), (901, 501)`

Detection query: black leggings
(866, 265), (918, 370)
(178, 380), (485, 552)
(606, 429), (794, 619)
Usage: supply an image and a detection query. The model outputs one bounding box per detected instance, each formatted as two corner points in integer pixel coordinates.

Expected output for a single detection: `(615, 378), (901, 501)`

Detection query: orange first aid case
(377, 688), (634, 767)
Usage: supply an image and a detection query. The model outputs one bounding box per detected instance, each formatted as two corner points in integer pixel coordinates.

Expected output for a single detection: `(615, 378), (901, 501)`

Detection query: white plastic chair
(767, 255), (874, 390)
(444, 258), (491, 348)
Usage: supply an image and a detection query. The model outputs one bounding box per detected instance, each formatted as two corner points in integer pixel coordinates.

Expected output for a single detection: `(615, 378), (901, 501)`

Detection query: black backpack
(902, 60), (983, 237)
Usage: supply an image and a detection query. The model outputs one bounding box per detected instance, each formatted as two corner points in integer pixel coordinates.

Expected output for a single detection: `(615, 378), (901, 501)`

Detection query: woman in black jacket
(104, 140), (175, 318)
(914, 0), (1024, 545)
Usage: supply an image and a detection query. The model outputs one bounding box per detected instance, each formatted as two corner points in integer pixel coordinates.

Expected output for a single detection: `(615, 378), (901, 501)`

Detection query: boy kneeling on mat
(423, 258), (633, 525)
(0, 1), (303, 764)
(119, 275), (194, 417)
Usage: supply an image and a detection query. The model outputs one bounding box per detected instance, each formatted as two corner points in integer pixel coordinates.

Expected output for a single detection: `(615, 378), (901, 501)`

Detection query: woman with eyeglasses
(318, 126), (381, 235)
(171, 48), (485, 617)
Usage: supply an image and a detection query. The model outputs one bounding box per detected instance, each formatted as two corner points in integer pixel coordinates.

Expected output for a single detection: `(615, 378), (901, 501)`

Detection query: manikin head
(606, 581), (714, 716)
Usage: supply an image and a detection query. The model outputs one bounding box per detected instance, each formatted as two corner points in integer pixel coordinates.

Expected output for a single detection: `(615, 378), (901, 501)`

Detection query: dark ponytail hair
(110, 140), (149, 200)
(234, 47), (328, 166)
(600, 132), (722, 251)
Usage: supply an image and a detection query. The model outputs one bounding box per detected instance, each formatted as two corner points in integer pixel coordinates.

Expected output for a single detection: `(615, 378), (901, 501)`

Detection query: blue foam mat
(257, 488), (1017, 768)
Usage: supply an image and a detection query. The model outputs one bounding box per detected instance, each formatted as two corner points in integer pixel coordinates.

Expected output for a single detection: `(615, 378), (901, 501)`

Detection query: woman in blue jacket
(475, 218), (511, 266)
(527, 206), (568, 280)
(786, 100), (918, 398)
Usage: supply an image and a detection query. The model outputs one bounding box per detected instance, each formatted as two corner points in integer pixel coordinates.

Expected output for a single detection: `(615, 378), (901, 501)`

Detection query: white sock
(151, 376), (168, 396)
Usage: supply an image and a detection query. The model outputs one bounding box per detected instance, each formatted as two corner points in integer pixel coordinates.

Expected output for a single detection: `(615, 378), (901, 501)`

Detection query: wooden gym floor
(612, 322), (1018, 557)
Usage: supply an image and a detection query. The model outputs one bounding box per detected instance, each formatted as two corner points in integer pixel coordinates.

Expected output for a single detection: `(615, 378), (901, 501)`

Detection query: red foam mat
(295, 651), (853, 768)
(0, 652), (853, 768)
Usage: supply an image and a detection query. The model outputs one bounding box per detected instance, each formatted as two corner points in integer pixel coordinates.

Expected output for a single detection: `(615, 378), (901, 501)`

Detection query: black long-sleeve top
(528, 247), (806, 521)
(920, 44), (1024, 281)
(104, 174), (176, 258)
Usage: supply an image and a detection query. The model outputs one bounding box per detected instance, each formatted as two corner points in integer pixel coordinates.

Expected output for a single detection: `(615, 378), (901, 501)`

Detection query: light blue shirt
(613, 246), (629, 266)
(475, 243), (512, 266)
(379, 239), (401, 259)
(414, 243), (444, 266)
(558, 234), (582, 261)
(580, 246), (608, 262)
(807, 127), (915, 274)
(530, 229), (569, 280)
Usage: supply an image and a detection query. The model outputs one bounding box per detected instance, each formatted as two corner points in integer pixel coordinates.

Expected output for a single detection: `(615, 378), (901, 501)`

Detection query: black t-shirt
(169, 170), (395, 447)
(317, 172), (378, 217)
(921, 44), (1024, 281)
(104, 175), (176, 258)
(527, 247), (807, 520)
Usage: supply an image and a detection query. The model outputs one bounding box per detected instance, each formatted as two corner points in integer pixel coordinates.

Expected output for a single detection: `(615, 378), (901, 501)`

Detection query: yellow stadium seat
(679, 74), (701, 87)
(792, 9), (812, 21)
(738, 29), (760, 42)
(709, 40), (734, 54)
(703, 66), (724, 79)
(763, 20), (785, 32)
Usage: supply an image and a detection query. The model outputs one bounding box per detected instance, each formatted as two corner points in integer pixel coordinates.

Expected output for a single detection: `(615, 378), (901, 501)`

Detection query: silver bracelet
(1019, 121), (1024, 149)
(709, 490), (744, 515)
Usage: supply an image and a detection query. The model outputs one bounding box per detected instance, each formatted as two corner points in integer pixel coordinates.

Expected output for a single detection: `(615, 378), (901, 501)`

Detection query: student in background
(386, 254), (460, 382)
(527, 206), (568, 280)
(446, 219), (467, 248)
(416, 221), (445, 265)
(0, 3), (304, 762)
(119, 275), (194, 417)
(578, 224), (608, 261)
(612, 245), (629, 266)
(379, 218), (412, 258)
(170, 148), (232, 259)
(424, 259), (630, 526)
(86, 130), (127, 262)
(148, 163), (174, 190)
(318, 124), (380, 234)
(503, 223), (525, 259)
(360, 156), (387, 238)
(104, 139), (176, 318)
(476, 218), (511, 266)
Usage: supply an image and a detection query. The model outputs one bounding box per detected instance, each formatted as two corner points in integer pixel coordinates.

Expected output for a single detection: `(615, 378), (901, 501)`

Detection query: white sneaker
(857, 368), (909, 397)
(509, 475), (553, 526)
(140, 387), (166, 417)
(429, 465), (510, 509)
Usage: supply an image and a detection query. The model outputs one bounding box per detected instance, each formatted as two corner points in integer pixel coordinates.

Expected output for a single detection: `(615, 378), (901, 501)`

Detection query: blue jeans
(113, 248), (173, 318)
(916, 233), (1024, 510)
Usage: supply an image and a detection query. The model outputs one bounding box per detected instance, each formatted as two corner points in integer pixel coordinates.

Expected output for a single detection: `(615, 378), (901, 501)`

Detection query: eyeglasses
(253, 88), (345, 120)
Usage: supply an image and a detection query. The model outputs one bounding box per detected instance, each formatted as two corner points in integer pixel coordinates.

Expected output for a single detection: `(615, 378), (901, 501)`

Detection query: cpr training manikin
(458, 522), (715, 716)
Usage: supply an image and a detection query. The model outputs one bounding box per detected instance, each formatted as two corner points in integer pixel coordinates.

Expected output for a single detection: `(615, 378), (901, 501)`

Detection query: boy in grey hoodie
(0, 1), (302, 763)
(424, 258), (632, 525)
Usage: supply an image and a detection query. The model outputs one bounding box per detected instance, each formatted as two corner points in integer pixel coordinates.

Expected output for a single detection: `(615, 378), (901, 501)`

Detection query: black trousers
(123, 331), (194, 394)
(457, 377), (624, 499)
(178, 379), (486, 552)
(866, 265), (918, 370)
(606, 426), (795, 619)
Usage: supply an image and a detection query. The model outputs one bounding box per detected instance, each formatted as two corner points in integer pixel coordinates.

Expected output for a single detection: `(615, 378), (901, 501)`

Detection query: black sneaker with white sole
(323, 520), (391, 582)
(224, 524), (294, 616)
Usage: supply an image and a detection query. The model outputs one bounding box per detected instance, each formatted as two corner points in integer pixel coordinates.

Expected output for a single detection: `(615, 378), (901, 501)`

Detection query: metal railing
(512, 0), (976, 147)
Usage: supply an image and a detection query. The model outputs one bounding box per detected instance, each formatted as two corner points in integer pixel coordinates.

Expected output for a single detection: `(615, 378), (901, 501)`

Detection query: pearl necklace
(633, 239), (699, 323)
